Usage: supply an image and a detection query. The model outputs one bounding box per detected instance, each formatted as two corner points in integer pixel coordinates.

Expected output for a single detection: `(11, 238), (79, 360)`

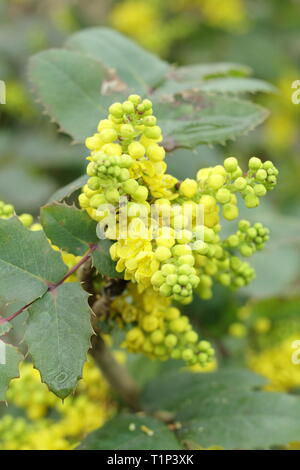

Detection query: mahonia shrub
(76, 94), (277, 368)
(3, 27), (300, 451)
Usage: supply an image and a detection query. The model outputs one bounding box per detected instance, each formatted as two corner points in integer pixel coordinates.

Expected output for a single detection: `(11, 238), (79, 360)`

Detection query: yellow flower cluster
(80, 96), (278, 305)
(248, 335), (300, 392)
(0, 360), (116, 450)
(111, 283), (215, 367)
(109, 0), (248, 57)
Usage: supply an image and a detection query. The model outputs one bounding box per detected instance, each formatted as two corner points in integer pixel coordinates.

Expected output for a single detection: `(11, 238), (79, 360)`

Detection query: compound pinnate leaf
(157, 95), (268, 148)
(25, 283), (93, 399)
(143, 369), (300, 449)
(29, 49), (117, 142)
(0, 343), (23, 401)
(77, 413), (181, 450)
(0, 217), (67, 313)
(66, 27), (169, 93)
(41, 203), (98, 256)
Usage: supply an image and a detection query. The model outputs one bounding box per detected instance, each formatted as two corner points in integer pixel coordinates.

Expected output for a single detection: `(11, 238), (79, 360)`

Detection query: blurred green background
(1, 0), (300, 450)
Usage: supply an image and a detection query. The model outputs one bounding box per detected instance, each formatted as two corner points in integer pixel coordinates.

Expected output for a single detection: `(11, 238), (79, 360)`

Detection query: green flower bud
(19, 213), (33, 227)
(240, 244), (253, 257)
(144, 126), (161, 140)
(224, 157), (238, 172)
(227, 234), (239, 247)
(150, 330), (164, 344)
(120, 124), (135, 139)
(101, 128), (118, 143)
(238, 219), (251, 231)
(185, 331), (198, 343)
(105, 188), (120, 204)
(161, 264), (176, 275)
(122, 100), (135, 114)
(165, 334), (178, 348)
(88, 176), (101, 190)
(151, 271), (165, 287)
(89, 194), (106, 208)
(216, 188), (231, 204)
(133, 186), (148, 202)
(244, 194), (260, 208)
(249, 157), (262, 170)
(222, 203), (239, 220)
(128, 94), (142, 105)
(182, 349), (194, 362)
(143, 116), (157, 126)
(207, 174), (225, 190)
(142, 99), (152, 110)
(159, 283), (172, 297)
(109, 102), (123, 118)
(178, 255), (195, 266)
(256, 169), (267, 181)
(166, 274), (178, 286)
(234, 177), (247, 191)
(122, 179), (139, 195)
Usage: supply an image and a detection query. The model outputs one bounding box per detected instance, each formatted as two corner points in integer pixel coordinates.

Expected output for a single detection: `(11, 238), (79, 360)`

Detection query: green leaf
(92, 239), (122, 278)
(169, 63), (251, 81)
(47, 175), (88, 204)
(0, 343), (23, 401)
(77, 413), (181, 450)
(199, 77), (276, 94)
(142, 368), (266, 412)
(40, 203), (121, 277)
(41, 203), (98, 256)
(156, 77), (275, 96)
(143, 368), (300, 449)
(0, 217), (67, 313)
(29, 49), (117, 142)
(66, 27), (169, 93)
(25, 283), (93, 399)
(156, 95), (268, 148)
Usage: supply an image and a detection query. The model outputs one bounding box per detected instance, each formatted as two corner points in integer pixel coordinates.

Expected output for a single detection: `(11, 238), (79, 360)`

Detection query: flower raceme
(80, 95), (278, 304)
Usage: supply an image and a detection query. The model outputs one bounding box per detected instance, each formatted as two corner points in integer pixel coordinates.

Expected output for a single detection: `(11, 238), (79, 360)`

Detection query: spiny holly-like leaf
(156, 77), (276, 96)
(92, 239), (122, 279)
(0, 343), (23, 401)
(156, 94), (268, 148)
(40, 203), (121, 278)
(66, 27), (169, 93)
(41, 203), (98, 256)
(77, 413), (181, 450)
(29, 49), (119, 142)
(143, 368), (300, 449)
(47, 175), (88, 203)
(0, 217), (67, 314)
(25, 283), (93, 399)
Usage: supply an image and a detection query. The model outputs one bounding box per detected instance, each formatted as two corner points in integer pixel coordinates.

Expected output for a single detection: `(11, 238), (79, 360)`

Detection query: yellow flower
(111, 237), (159, 287)
(248, 336), (300, 392)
